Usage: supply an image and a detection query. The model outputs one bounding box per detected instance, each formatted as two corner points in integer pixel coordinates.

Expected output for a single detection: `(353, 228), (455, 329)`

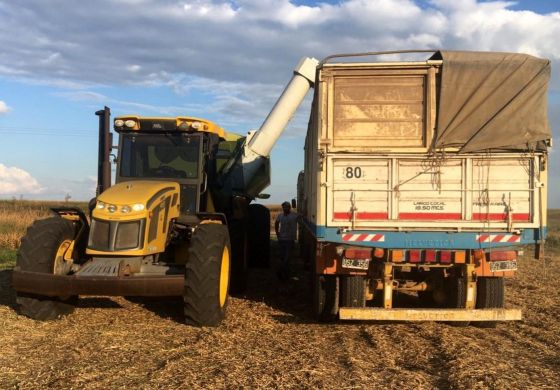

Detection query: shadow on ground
(0, 269), (124, 317)
(1, 239), (425, 324)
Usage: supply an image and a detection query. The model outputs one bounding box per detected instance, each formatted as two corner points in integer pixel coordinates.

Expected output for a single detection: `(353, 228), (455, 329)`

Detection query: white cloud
(0, 1), (556, 89)
(0, 100), (11, 114)
(0, 164), (44, 194)
(0, 1), (558, 205)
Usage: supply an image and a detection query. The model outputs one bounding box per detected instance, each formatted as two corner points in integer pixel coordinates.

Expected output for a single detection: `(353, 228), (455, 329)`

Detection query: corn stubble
(0, 202), (558, 389)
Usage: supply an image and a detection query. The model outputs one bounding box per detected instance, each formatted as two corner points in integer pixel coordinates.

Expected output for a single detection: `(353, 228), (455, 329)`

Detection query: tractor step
(75, 258), (122, 277)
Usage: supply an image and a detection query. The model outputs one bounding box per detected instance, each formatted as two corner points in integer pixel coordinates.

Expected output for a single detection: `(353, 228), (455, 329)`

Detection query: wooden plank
(339, 308), (522, 321)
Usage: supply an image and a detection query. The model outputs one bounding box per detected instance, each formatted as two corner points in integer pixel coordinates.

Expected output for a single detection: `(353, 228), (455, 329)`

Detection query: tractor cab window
(120, 133), (201, 179)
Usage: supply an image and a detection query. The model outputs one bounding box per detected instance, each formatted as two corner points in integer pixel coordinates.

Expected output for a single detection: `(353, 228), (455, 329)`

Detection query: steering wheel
(152, 166), (186, 178)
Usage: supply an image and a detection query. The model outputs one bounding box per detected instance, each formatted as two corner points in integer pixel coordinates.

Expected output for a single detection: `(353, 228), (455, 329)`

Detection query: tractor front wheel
(184, 224), (231, 326)
(16, 217), (77, 321)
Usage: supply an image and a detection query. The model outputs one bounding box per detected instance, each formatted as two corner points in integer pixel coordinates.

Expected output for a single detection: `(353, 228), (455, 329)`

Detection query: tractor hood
(97, 180), (180, 210)
(88, 180), (181, 256)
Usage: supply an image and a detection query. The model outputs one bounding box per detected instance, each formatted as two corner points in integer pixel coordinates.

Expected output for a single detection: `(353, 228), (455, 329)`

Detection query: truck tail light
(373, 248), (385, 259)
(424, 250), (436, 263)
(344, 248), (371, 259)
(391, 250), (404, 262)
(454, 251), (466, 263)
(488, 251), (517, 261)
(440, 251), (452, 264)
(409, 250), (421, 263)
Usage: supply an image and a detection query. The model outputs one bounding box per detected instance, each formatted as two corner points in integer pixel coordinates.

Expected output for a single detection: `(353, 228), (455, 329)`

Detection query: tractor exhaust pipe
(95, 106), (112, 195)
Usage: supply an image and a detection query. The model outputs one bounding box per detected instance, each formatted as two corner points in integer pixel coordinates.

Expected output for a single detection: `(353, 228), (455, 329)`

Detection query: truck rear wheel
(445, 275), (470, 327)
(16, 217), (77, 321)
(184, 224), (231, 327)
(475, 277), (504, 328)
(341, 276), (366, 308)
(247, 204), (270, 268)
(312, 274), (338, 322)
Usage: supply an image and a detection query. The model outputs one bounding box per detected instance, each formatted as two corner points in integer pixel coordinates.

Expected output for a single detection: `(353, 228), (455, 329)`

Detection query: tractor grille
(88, 218), (145, 252)
(115, 220), (141, 250)
(89, 219), (111, 251)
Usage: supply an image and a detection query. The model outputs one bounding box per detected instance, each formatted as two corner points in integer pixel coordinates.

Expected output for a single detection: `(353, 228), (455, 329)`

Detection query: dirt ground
(1, 244), (559, 389)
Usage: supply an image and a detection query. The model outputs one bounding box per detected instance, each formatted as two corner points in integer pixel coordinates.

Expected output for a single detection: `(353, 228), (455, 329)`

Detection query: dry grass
(0, 200), (87, 250)
(0, 203), (559, 389)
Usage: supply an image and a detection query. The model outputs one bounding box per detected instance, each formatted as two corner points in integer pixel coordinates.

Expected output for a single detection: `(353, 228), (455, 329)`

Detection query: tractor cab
(113, 116), (239, 215)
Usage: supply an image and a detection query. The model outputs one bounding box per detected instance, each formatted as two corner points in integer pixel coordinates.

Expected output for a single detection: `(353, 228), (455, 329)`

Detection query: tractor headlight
(114, 119), (124, 127)
(132, 203), (145, 211)
(125, 119), (136, 128)
(120, 203), (144, 213)
(107, 204), (117, 213)
(96, 201), (106, 209)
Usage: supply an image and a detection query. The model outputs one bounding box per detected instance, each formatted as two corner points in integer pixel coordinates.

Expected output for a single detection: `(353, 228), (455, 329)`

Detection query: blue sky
(0, 0), (558, 206)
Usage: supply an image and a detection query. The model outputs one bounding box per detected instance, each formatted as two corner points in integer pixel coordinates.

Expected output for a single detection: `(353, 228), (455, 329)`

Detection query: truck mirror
(291, 198), (297, 209)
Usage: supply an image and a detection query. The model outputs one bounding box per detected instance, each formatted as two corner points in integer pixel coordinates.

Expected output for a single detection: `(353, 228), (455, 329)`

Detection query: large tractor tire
(228, 219), (247, 294)
(16, 217), (77, 321)
(475, 277), (504, 328)
(312, 274), (338, 322)
(247, 204), (270, 268)
(184, 224), (231, 327)
(341, 276), (366, 308)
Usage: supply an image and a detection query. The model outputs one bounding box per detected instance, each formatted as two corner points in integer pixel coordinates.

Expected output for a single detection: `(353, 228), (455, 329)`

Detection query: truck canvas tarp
(431, 50), (551, 152)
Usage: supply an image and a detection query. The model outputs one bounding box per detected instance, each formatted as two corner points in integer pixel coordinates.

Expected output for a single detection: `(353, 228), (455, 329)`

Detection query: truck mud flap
(12, 270), (185, 297)
(338, 308), (522, 322)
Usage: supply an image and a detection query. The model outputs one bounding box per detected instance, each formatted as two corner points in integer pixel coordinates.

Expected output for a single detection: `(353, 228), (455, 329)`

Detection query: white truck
(297, 50), (551, 325)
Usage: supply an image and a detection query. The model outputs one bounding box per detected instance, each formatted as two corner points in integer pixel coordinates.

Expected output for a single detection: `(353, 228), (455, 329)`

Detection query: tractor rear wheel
(247, 204), (270, 268)
(16, 217), (77, 321)
(475, 277), (504, 328)
(184, 224), (231, 326)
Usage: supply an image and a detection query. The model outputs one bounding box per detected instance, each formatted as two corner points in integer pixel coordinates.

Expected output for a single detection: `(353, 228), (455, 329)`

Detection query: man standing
(275, 201), (299, 280)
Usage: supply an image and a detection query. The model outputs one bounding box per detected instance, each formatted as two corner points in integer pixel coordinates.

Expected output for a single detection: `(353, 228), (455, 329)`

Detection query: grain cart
(298, 50), (551, 325)
(12, 57), (319, 326)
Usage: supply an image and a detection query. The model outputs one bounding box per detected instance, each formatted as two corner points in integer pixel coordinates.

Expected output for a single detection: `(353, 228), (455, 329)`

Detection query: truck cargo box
(300, 50), (551, 323)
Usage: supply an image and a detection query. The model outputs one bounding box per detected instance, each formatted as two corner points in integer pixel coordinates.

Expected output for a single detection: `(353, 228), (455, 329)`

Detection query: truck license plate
(489, 260), (517, 272)
(342, 258), (370, 270)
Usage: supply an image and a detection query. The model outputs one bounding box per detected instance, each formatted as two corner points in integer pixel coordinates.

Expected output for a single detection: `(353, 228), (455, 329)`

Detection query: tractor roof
(114, 115), (229, 139)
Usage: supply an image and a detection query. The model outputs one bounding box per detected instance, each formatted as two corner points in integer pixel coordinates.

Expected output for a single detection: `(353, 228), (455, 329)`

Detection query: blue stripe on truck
(301, 219), (547, 249)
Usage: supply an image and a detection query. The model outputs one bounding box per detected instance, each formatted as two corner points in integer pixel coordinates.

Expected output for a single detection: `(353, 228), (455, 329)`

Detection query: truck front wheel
(16, 217), (77, 321)
(184, 224), (231, 327)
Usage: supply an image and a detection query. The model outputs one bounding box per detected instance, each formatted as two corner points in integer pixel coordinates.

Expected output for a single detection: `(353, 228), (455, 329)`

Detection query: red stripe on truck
(472, 213), (530, 221)
(333, 212), (389, 220)
(398, 213), (462, 220)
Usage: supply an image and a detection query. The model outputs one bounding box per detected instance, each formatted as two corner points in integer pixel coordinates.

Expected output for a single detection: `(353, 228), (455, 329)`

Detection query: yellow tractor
(12, 58), (319, 326)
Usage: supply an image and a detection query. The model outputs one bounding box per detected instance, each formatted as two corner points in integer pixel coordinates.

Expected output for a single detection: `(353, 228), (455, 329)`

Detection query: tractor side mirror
(291, 198), (297, 209)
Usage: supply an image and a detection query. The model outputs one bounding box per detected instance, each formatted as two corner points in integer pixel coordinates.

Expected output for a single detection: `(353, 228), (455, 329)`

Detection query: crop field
(0, 201), (559, 389)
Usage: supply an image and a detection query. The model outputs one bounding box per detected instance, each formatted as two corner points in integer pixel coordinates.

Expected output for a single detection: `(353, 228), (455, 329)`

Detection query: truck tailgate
(326, 154), (539, 230)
